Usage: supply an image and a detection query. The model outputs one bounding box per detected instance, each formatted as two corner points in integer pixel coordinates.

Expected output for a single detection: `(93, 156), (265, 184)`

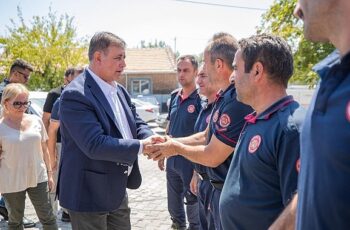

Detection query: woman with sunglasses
(0, 83), (57, 230)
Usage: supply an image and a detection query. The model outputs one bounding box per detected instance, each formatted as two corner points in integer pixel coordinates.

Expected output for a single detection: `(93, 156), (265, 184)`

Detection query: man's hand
(158, 158), (165, 171)
(48, 173), (55, 192)
(190, 171), (199, 195)
(141, 134), (166, 155)
(147, 136), (179, 161)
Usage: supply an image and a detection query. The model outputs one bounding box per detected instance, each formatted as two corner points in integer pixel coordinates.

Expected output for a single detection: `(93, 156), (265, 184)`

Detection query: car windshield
(136, 96), (159, 105)
(30, 98), (46, 109)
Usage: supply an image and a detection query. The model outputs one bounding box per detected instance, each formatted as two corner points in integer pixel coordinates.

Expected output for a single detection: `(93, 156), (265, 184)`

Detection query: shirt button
(124, 170), (128, 174)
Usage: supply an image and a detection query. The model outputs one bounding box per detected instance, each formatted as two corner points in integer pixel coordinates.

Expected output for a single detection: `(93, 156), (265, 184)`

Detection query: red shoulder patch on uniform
(212, 110), (219, 122)
(248, 135), (261, 154)
(187, 104), (195, 113)
(296, 158), (301, 173)
(219, 114), (231, 128)
(346, 101), (350, 122)
(206, 114), (211, 124)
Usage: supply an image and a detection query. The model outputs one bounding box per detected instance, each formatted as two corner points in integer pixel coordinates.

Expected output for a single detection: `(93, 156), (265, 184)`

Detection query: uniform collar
(215, 84), (235, 101)
(313, 50), (343, 80)
(177, 88), (198, 101)
(245, 95), (294, 124)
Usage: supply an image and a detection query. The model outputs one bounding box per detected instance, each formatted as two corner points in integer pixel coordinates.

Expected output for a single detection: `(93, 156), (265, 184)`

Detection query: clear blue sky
(0, 0), (274, 55)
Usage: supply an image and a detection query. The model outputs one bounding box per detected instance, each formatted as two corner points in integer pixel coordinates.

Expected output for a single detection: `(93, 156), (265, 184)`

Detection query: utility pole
(174, 37), (177, 56)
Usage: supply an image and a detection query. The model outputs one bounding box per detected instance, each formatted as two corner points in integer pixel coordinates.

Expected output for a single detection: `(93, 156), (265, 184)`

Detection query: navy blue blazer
(57, 70), (153, 212)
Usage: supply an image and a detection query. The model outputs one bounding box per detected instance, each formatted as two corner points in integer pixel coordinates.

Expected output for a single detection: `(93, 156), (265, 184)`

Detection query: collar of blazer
(85, 70), (137, 138)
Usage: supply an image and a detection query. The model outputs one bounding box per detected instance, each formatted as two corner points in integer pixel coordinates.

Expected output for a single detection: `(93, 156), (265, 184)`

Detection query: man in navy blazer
(57, 31), (158, 230)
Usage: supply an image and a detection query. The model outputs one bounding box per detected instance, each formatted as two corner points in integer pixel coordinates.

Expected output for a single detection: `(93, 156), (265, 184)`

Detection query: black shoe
(0, 205), (8, 220)
(23, 216), (36, 228)
(61, 211), (70, 222)
(171, 221), (186, 230)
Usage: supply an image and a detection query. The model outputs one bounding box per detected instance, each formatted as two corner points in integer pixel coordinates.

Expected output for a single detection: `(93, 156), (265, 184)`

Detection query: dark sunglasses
(16, 70), (30, 79)
(12, 101), (31, 109)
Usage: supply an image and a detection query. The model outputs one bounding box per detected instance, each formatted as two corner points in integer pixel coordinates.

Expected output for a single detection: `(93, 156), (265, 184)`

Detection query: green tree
(139, 39), (168, 48)
(0, 7), (88, 90)
(258, 0), (334, 86)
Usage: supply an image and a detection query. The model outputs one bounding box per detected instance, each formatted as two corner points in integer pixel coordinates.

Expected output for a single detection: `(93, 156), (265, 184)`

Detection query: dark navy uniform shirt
(220, 96), (304, 230)
(167, 88), (202, 138)
(206, 84), (253, 182)
(167, 88), (202, 169)
(297, 50), (350, 230)
(193, 100), (214, 174)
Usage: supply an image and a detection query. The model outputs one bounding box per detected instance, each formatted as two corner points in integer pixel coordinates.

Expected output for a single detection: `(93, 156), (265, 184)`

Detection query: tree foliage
(0, 7), (88, 90)
(139, 39), (168, 48)
(258, 0), (334, 86)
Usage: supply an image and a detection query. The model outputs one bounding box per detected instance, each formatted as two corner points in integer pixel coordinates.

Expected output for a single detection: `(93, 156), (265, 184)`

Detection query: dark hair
(238, 34), (293, 88)
(205, 35), (239, 70)
(9, 59), (33, 74)
(177, 55), (199, 71)
(64, 67), (84, 77)
(88, 32), (126, 61)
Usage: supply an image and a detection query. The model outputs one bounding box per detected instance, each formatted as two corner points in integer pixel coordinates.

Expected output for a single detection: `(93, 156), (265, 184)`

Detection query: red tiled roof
(124, 47), (176, 73)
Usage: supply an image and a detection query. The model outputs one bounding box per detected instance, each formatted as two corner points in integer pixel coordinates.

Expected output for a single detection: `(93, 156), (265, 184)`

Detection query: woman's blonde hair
(1, 83), (29, 116)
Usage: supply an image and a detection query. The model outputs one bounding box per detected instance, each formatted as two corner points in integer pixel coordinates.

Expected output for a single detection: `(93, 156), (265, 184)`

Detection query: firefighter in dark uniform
(149, 34), (253, 230)
(220, 35), (305, 230)
(161, 55), (202, 230)
(191, 66), (219, 230)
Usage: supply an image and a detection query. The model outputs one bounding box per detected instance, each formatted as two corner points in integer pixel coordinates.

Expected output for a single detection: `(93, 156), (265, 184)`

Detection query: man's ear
(93, 51), (102, 64)
(215, 58), (224, 70)
(253, 62), (264, 79)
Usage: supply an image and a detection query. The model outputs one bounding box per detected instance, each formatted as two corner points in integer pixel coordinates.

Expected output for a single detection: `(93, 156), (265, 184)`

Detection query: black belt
(197, 172), (209, 181)
(210, 180), (224, 190)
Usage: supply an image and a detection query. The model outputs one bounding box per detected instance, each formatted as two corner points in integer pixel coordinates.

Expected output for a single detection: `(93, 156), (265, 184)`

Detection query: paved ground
(0, 125), (174, 230)
(0, 156), (172, 230)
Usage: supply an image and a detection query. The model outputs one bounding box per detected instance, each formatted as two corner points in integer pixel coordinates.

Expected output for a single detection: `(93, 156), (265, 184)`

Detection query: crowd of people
(0, 0), (349, 229)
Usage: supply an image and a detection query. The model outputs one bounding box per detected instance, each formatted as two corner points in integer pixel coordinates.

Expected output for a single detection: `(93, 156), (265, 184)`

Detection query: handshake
(141, 135), (181, 161)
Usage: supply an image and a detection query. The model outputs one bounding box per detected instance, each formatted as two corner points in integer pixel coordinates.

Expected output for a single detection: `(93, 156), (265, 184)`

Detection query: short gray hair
(88, 32), (126, 61)
(205, 34), (238, 70)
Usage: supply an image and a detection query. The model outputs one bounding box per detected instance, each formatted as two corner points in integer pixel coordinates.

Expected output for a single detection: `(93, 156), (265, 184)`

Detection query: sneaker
(0, 205), (8, 220)
(23, 216), (36, 228)
(61, 211), (70, 222)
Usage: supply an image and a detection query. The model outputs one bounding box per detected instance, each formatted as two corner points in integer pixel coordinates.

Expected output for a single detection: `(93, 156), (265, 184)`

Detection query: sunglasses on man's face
(16, 70), (30, 79)
(12, 101), (31, 109)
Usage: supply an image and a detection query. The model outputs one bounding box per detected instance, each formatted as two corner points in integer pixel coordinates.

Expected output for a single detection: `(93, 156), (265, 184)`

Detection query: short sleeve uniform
(206, 84), (253, 182)
(297, 50), (350, 230)
(193, 101), (214, 175)
(51, 98), (60, 121)
(220, 96), (304, 230)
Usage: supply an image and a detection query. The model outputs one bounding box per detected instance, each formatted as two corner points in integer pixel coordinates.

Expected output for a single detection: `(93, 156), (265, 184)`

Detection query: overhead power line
(173, 0), (268, 11)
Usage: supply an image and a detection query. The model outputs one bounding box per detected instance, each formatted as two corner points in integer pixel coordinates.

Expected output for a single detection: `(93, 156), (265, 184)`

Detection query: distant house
(118, 47), (177, 95)
(117, 47), (178, 112)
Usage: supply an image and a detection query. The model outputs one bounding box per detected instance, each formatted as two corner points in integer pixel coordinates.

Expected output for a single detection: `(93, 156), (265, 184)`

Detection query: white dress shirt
(87, 68), (143, 175)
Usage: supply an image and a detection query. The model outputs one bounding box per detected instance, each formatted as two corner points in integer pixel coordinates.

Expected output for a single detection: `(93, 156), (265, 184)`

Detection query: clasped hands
(141, 134), (180, 161)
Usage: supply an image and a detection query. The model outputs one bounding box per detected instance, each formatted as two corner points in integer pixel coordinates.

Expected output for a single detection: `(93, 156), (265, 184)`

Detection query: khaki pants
(3, 182), (58, 230)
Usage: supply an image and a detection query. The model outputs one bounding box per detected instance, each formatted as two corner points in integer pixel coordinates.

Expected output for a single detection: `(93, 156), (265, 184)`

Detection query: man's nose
(121, 59), (126, 68)
(293, 2), (302, 19)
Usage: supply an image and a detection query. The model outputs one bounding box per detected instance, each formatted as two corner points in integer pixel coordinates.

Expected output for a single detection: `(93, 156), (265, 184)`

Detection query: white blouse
(0, 115), (48, 193)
